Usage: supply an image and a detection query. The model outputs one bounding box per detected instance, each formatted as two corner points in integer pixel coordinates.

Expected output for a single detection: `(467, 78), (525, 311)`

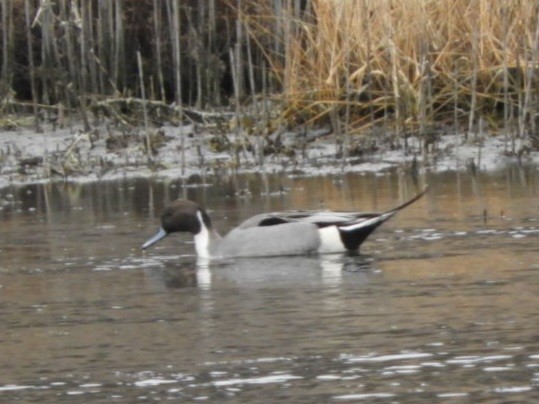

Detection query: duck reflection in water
(150, 254), (378, 290)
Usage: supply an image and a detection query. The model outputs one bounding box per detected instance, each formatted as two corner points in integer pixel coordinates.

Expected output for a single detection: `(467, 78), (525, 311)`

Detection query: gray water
(1, 168), (538, 402)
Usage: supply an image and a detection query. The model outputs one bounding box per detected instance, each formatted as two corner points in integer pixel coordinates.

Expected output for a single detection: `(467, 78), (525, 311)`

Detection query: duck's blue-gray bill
(142, 227), (168, 250)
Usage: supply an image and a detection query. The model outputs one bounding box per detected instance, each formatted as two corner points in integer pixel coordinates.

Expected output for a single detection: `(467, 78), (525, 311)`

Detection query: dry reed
(249, 0), (539, 149)
(0, 0), (538, 155)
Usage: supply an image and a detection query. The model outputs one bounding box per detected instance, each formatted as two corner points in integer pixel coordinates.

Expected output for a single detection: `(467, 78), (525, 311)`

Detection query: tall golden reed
(251, 0), (539, 136)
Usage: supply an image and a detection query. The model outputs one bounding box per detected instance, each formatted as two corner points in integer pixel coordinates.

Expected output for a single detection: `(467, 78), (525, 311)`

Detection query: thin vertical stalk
(502, 5), (510, 154)
(170, 0), (185, 175)
(78, 0), (91, 131)
(191, 5), (204, 108)
(518, 6), (539, 145)
(96, 0), (108, 94)
(342, 7), (351, 171)
(208, 0), (220, 104)
(362, 0), (374, 131)
(467, 26), (479, 143)
(245, 23), (257, 110)
(1, 0), (12, 93)
(113, 0), (125, 91)
(283, 0), (292, 92)
(245, 21), (263, 165)
(230, 44), (249, 167)
(80, 0), (88, 96)
(453, 61), (459, 138)
(235, 0), (244, 100)
(199, 1), (207, 107)
(84, 1), (98, 96)
(153, 0), (166, 101)
(24, 0), (39, 129)
(39, 1), (52, 105)
(514, 54), (522, 155)
(419, 39), (428, 157)
(259, 59), (269, 167)
(59, 0), (75, 112)
(273, 0), (283, 61)
(389, 39), (401, 148)
(136, 51), (152, 162)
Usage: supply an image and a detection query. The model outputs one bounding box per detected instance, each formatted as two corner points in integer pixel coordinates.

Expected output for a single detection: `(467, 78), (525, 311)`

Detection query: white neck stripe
(194, 211), (211, 258)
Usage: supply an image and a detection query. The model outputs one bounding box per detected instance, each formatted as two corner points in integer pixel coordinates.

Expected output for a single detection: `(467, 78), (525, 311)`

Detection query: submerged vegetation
(1, 0), (539, 172)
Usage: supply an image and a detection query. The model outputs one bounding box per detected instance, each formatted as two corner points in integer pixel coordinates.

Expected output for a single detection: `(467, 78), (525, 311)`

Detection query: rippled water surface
(1, 168), (539, 402)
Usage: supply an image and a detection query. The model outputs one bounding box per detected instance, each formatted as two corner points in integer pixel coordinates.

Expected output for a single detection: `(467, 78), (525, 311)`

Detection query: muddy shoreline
(1, 117), (538, 190)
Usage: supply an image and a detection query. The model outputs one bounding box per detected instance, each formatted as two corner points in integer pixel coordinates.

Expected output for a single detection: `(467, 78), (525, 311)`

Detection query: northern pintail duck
(142, 187), (428, 258)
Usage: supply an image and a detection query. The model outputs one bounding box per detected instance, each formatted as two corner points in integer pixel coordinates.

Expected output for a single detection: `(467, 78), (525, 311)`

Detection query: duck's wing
(235, 213), (292, 229)
(235, 210), (362, 229)
(281, 210), (378, 227)
(236, 186), (429, 231)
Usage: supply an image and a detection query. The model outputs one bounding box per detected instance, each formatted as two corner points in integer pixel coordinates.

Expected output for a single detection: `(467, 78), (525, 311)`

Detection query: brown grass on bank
(245, 0), (539, 147)
(1, 0), (538, 155)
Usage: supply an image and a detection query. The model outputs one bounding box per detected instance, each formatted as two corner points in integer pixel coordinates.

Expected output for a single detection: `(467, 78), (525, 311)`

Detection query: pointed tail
(385, 185), (430, 216)
(338, 185), (429, 250)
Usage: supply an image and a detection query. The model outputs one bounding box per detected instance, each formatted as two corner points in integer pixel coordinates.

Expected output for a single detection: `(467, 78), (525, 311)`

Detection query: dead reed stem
(24, 0), (39, 129)
(1, 0), (12, 94)
(169, 0), (185, 174)
(136, 51), (152, 162)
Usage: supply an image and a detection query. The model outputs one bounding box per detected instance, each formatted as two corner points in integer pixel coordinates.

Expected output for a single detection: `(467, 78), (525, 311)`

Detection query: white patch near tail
(194, 211), (211, 258)
(317, 226), (346, 253)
